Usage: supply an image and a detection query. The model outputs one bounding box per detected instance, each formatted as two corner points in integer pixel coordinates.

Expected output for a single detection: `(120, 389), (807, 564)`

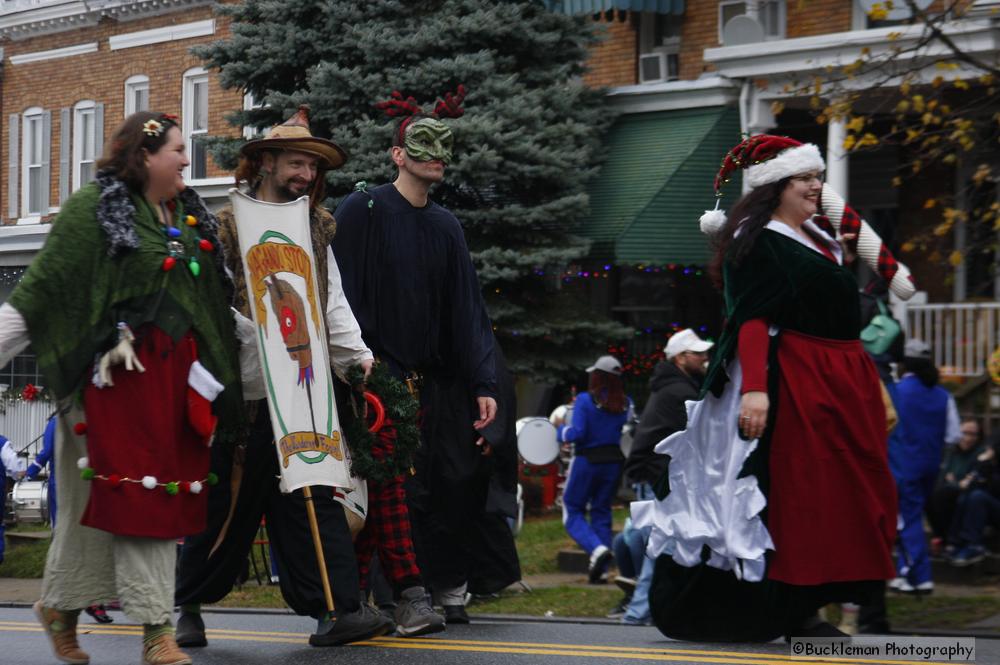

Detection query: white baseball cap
(585, 355), (623, 375)
(904, 338), (932, 359)
(665, 329), (714, 360)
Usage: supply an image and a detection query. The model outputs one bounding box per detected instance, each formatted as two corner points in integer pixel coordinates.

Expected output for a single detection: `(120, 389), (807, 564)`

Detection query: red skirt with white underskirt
(766, 329), (897, 585)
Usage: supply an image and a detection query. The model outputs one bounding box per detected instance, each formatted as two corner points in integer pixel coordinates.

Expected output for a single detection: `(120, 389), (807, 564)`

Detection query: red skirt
(80, 325), (210, 539)
(766, 329), (896, 585)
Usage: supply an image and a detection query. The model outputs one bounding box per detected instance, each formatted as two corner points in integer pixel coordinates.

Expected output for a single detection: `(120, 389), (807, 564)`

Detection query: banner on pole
(230, 189), (350, 493)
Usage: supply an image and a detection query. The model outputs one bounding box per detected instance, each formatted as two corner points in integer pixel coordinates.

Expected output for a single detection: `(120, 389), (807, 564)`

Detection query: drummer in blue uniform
(557, 355), (634, 583)
(1, 433), (26, 564)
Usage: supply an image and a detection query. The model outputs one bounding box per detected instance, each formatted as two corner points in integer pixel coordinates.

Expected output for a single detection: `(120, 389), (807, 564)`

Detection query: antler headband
(376, 85), (467, 144)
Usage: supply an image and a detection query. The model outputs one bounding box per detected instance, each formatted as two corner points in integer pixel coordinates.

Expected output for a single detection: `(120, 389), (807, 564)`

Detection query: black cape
(333, 183), (503, 591)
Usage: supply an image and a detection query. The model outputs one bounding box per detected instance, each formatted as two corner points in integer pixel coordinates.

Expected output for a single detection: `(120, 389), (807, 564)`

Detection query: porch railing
(0, 398), (53, 459)
(901, 302), (1000, 378)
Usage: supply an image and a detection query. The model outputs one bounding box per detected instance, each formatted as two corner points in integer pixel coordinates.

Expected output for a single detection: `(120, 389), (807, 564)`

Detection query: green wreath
(342, 362), (421, 483)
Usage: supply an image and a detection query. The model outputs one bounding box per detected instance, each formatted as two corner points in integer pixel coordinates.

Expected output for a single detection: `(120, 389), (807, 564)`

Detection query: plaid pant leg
(372, 473), (422, 588)
(354, 511), (379, 591)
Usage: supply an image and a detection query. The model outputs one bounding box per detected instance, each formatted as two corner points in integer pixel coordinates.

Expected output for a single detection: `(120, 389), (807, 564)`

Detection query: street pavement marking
(0, 620), (937, 665)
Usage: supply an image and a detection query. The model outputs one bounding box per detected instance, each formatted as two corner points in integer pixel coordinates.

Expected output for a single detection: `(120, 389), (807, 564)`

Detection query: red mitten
(188, 360), (223, 442)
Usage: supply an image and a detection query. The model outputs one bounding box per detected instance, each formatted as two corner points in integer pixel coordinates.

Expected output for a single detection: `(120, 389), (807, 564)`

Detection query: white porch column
(826, 115), (848, 198)
(739, 84), (775, 193)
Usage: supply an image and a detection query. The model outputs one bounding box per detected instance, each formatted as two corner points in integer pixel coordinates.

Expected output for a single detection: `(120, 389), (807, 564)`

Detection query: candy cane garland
(820, 185), (917, 301)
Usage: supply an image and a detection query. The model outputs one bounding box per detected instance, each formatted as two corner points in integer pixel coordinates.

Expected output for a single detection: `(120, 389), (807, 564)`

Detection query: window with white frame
(638, 12), (682, 84)
(183, 67), (209, 180)
(73, 100), (99, 190)
(851, 0), (930, 30)
(719, 1), (786, 42)
(22, 107), (45, 217)
(242, 91), (266, 140)
(125, 75), (150, 116)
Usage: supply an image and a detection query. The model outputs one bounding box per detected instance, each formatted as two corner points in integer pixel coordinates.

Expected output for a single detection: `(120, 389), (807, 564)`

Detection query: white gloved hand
(233, 308), (266, 400)
(97, 324), (146, 387)
(232, 307), (256, 345)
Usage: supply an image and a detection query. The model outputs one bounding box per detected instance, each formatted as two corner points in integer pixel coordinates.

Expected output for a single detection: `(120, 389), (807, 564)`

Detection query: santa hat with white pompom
(700, 134), (825, 234)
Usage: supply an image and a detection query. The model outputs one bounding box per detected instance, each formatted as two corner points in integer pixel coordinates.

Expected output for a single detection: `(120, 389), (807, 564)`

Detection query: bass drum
(516, 417), (559, 466)
(12, 479), (49, 525)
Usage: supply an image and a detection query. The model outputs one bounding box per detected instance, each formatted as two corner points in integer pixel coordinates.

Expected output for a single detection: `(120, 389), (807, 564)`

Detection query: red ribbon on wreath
(363, 391), (386, 433)
(21, 383), (39, 401)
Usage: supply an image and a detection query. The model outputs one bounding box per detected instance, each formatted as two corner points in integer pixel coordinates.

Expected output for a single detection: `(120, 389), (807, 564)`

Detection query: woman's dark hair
(588, 370), (627, 415)
(96, 111), (179, 192)
(235, 148), (328, 210)
(902, 357), (939, 387)
(707, 178), (789, 289)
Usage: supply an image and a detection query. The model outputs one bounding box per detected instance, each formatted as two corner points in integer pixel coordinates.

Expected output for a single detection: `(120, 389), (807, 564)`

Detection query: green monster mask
(403, 117), (454, 164)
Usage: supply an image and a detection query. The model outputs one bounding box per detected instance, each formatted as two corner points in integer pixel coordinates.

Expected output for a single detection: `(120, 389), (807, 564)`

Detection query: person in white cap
(632, 134), (898, 642)
(615, 329), (713, 625)
(558, 355), (634, 583)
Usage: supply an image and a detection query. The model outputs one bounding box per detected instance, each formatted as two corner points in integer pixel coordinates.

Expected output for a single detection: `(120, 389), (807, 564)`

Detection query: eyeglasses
(960, 430), (979, 438)
(791, 173), (824, 184)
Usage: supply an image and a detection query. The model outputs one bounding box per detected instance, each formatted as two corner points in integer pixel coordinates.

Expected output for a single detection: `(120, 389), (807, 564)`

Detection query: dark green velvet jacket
(703, 228), (862, 397)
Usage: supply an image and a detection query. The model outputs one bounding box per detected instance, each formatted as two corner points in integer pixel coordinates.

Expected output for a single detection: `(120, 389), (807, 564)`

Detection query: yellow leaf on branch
(892, 176), (902, 187)
(949, 251), (964, 267)
(867, 3), (889, 20)
(924, 199), (938, 209)
(901, 241), (916, 252)
(846, 116), (866, 133)
(972, 164), (992, 186)
(843, 134), (857, 151)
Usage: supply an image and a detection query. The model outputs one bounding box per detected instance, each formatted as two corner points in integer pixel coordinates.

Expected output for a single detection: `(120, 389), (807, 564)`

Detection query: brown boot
(142, 632), (192, 665)
(33, 600), (90, 665)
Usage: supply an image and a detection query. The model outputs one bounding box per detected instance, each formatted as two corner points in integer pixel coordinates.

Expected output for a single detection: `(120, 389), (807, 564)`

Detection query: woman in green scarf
(0, 112), (244, 665)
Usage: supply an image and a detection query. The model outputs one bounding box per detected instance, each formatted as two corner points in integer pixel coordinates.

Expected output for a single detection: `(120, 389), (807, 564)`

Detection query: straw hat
(240, 104), (346, 170)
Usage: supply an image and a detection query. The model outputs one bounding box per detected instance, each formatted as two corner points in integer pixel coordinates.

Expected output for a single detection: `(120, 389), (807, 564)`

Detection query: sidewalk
(0, 577), (41, 605)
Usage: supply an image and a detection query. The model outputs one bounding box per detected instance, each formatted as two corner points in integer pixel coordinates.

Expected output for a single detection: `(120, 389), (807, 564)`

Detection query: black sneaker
(606, 599), (629, 620)
(309, 604), (394, 647)
(443, 605), (470, 624)
(175, 611), (207, 648)
(588, 546), (613, 584)
(394, 586), (446, 637)
(85, 605), (114, 624)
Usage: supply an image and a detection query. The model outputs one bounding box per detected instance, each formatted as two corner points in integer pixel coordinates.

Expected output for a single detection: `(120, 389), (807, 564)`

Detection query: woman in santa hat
(633, 135), (897, 641)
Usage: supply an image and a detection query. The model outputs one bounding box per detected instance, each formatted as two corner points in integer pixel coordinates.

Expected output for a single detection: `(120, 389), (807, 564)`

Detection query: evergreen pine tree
(197, 0), (631, 378)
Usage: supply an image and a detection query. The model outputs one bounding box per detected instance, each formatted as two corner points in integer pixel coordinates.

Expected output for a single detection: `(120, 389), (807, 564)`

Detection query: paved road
(1, 607), (997, 664)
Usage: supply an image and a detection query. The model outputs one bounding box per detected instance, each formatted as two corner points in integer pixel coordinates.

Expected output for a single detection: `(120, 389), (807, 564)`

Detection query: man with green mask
(333, 87), (504, 625)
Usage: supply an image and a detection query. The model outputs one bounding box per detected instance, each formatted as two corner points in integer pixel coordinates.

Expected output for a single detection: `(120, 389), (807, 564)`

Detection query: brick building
(548, 0), (1000, 387)
(0, 0), (997, 393)
(0, 0), (246, 388)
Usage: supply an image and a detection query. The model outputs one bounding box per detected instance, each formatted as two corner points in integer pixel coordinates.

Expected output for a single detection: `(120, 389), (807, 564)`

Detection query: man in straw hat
(174, 106), (393, 647)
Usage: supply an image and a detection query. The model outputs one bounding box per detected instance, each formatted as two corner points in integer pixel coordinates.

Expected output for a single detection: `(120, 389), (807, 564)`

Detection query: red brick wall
(583, 15), (638, 88)
(1, 7), (242, 224)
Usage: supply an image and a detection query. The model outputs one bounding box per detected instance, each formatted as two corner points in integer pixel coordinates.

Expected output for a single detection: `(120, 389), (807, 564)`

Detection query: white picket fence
(902, 302), (1000, 378)
(0, 398), (53, 459)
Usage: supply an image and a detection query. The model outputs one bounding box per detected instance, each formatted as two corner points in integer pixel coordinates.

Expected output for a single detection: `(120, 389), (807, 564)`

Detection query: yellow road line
(0, 621), (946, 665)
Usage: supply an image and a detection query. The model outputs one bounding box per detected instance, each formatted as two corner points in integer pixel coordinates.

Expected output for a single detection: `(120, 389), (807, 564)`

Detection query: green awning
(546, 0), (685, 15)
(582, 106), (741, 266)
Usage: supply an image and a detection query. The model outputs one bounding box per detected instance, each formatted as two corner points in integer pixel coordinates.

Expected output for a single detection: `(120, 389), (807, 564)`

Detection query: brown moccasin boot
(142, 632), (193, 665)
(33, 600), (90, 664)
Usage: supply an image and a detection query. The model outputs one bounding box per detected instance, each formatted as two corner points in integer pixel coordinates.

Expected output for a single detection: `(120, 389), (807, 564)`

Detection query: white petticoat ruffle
(630, 359), (774, 582)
